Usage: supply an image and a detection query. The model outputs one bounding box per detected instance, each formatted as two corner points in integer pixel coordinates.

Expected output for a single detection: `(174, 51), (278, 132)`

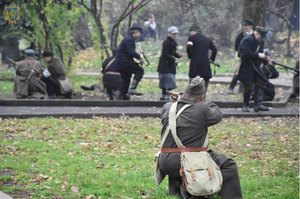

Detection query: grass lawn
(0, 117), (298, 198)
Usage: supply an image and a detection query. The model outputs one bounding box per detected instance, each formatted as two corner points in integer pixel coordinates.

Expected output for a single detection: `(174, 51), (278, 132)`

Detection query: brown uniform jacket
(14, 57), (47, 99)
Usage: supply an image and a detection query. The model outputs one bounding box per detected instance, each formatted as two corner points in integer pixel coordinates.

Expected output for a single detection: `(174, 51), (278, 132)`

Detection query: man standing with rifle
(115, 25), (144, 100)
(237, 26), (272, 112)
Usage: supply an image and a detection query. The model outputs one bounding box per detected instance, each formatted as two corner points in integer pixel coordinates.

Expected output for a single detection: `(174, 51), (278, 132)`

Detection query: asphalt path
(0, 73), (298, 119)
(0, 105), (298, 119)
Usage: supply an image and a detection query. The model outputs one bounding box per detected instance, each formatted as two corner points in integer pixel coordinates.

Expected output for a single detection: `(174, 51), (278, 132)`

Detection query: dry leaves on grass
(71, 186), (79, 193)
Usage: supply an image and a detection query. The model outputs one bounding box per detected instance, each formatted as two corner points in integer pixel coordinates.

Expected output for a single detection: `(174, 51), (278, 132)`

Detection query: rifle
(7, 57), (17, 65)
(140, 52), (150, 67)
(136, 42), (149, 67)
(167, 91), (183, 101)
(6, 57), (17, 69)
(210, 61), (220, 75)
(271, 61), (299, 72)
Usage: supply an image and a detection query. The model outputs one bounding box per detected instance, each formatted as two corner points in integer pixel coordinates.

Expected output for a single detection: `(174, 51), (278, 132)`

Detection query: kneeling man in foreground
(156, 76), (243, 199)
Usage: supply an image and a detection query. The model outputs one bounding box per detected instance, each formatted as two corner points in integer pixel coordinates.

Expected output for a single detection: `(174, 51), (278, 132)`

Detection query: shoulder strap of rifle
(103, 58), (115, 73)
(161, 102), (191, 147)
(25, 58), (39, 74)
(256, 44), (260, 53)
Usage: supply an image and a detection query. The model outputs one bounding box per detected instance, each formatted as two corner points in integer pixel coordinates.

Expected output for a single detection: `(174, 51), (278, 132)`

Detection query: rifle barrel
(7, 58), (17, 65)
(272, 61), (299, 72)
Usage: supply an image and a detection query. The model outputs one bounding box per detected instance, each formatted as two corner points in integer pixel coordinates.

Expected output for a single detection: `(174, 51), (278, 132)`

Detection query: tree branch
(80, 0), (91, 12)
(266, 9), (291, 25)
(121, 0), (151, 21)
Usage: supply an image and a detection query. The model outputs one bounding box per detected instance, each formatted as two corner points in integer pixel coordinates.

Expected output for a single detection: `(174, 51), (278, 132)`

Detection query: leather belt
(161, 147), (207, 153)
(106, 71), (120, 75)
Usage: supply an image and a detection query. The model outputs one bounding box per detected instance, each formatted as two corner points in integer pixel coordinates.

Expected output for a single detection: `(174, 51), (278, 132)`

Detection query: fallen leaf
(85, 194), (95, 199)
(71, 186), (79, 193)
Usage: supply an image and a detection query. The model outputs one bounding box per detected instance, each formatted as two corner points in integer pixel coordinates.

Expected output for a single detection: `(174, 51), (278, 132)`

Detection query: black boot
(128, 79), (143, 96)
(242, 103), (250, 112)
(106, 87), (114, 100)
(116, 90), (130, 100)
(242, 89), (251, 112)
(160, 89), (170, 100)
(253, 87), (269, 112)
(160, 89), (166, 100)
(228, 75), (238, 94)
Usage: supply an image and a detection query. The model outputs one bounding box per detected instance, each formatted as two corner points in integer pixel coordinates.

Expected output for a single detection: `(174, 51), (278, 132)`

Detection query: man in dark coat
(186, 24), (217, 94)
(157, 76), (243, 199)
(115, 25), (144, 100)
(157, 26), (184, 100)
(228, 19), (254, 94)
(14, 49), (47, 99)
(41, 51), (72, 99)
(237, 26), (272, 112)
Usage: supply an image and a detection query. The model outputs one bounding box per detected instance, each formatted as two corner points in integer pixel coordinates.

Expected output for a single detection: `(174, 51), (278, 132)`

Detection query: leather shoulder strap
(168, 102), (190, 148)
(161, 102), (191, 147)
(25, 58), (39, 73)
(103, 58), (115, 73)
(166, 101), (209, 148)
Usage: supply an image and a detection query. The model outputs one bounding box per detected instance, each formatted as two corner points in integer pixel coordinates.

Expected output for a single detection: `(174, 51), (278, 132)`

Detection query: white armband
(187, 41), (193, 46)
(43, 69), (51, 78)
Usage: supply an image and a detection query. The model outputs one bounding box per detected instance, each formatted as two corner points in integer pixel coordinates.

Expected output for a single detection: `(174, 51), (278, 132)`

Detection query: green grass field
(0, 117), (298, 198)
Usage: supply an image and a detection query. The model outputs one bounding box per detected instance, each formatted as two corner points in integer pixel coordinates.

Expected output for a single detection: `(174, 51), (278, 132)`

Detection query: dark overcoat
(158, 98), (243, 199)
(234, 31), (245, 51)
(115, 34), (141, 71)
(157, 36), (181, 74)
(186, 33), (217, 79)
(237, 33), (268, 87)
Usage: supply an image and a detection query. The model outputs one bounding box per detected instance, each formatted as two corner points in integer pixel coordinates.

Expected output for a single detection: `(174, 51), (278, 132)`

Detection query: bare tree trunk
(36, 1), (51, 51)
(127, 2), (134, 35)
(243, 0), (266, 27)
(81, 0), (150, 53)
(109, 0), (151, 50)
(111, 24), (120, 50)
(81, 0), (110, 58)
(1, 38), (21, 63)
(95, 19), (110, 57)
(266, 0), (295, 57)
(286, 22), (293, 57)
(56, 43), (64, 65)
(73, 16), (93, 50)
